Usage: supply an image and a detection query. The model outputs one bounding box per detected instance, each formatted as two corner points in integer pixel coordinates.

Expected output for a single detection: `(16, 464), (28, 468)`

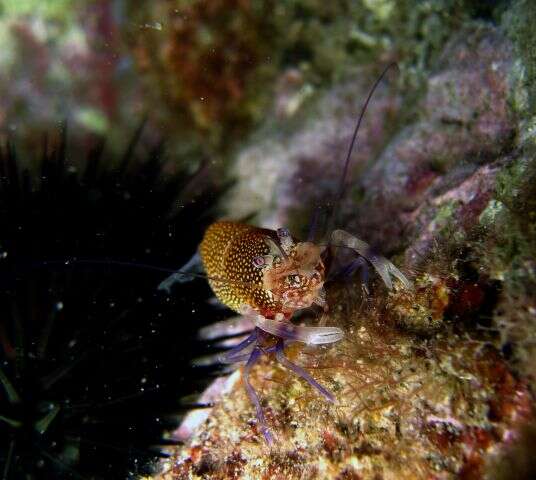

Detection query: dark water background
(0, 128), (228, 478)
(0, 1), (520, 478)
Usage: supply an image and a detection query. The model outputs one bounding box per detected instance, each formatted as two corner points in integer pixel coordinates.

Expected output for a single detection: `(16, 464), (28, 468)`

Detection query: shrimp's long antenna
(33, 258), (258, 290)
(39, 258), (201, 277)
(326, 62), (398, 235)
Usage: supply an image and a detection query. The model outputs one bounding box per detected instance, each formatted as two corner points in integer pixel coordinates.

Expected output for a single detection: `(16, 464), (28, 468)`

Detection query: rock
(149, 7), (536, 479)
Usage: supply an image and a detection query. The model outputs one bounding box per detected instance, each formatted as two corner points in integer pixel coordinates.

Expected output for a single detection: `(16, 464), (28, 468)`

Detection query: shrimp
(161, 63), (412, 444)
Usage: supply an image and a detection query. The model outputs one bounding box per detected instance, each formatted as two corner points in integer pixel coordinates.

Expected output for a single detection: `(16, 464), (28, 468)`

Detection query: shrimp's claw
(331, 229), (412, 290)
(238, 304), (343, 345)
(254, 315), (344, 345)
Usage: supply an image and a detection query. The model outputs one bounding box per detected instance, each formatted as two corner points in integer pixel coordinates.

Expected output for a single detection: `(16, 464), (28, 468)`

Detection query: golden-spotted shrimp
(160, 63), (412, 444)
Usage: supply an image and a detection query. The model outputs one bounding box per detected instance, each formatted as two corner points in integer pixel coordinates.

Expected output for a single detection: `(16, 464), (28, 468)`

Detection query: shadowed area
(0, 129), (227, 479)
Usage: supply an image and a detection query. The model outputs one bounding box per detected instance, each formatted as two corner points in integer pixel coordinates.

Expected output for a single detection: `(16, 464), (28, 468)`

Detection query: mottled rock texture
(154, 302), (532, 480)
(152, 12), (536, 480)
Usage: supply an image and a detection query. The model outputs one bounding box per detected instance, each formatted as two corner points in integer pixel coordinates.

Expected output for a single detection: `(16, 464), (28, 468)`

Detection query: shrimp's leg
(332, 256), (370, 295)
(331, 229), (412, 290)
(243, 347), (274, 445)
(218, 329), (258, 364)
(275, 339), (335, 403)
(158, 252), (203, 293)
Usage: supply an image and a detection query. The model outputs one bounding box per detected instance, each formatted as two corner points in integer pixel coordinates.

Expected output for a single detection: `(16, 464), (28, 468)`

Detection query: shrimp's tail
(158, 252), (204, 292)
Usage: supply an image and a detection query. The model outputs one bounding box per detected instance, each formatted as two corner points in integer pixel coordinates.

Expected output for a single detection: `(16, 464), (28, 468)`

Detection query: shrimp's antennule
(36, 257), (255, 291)
(326, 62), (398, 234)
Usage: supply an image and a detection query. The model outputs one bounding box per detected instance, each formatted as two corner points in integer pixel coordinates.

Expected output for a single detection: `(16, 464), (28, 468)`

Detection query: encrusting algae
(147, 3), (536, 479)
(151, 280), (532, 479)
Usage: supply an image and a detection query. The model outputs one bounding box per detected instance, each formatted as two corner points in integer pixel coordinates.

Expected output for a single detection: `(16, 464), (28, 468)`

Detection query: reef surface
(149, 5), (536, 480)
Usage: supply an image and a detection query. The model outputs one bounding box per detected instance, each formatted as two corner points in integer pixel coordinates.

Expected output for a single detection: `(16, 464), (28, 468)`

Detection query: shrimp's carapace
(199, 221), (327, 319)
(199, 221), (280, 315)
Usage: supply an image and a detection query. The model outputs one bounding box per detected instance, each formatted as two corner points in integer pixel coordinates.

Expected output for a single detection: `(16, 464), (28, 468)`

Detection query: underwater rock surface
(151, 13), (536, 480)
(155, 315), (531, 479)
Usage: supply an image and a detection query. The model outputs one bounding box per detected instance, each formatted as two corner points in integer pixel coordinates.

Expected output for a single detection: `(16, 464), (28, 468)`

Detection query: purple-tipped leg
(243, 347), (275, 445)
(340, 256), (370, 295)
(219, 329), (258, 364)
(220, 324), (337, 444)
(275, 339), (335, 403)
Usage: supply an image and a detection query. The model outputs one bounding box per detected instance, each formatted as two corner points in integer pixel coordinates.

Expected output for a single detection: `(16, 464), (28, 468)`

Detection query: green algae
(149, 3), (536, 478)
(0, 0), (77, 18)
(128, 0), (485, 161)
(0, 0), (509, 168)
(487, 156), (536, 278)
(504, 0), (536, 117)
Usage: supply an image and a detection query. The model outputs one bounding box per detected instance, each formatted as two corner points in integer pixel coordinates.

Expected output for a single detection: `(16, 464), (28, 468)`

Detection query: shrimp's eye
(277, 228), (290, 238)
(287, 274), (302, 287)
(311, 272), (321, 282)
(252, 255), (265, 269)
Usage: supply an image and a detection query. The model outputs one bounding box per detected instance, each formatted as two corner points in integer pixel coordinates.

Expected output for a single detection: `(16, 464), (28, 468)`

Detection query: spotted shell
(199, 221), (282, 316)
